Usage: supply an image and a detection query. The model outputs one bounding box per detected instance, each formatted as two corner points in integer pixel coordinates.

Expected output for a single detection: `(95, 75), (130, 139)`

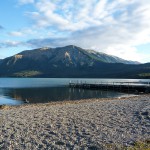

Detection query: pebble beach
(0, 95), (150, 149)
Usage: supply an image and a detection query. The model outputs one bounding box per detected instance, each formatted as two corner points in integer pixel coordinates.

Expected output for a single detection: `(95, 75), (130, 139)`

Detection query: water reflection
(0, 87), (130, 105)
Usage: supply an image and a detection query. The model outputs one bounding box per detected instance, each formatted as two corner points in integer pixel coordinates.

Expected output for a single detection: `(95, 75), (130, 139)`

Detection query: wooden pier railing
(69, 81), (150, 94)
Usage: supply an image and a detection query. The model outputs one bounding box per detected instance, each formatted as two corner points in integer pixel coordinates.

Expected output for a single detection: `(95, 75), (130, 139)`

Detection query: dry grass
(104, 140), (150, 150)
(127, 140), (150, 150)
(0, 105), (10, 110)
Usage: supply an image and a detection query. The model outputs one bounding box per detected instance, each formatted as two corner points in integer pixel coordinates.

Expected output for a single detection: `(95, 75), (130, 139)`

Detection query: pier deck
(69, 81), (150, 93)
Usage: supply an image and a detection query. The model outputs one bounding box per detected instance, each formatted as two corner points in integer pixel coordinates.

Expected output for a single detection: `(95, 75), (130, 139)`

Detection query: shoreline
(0, 94), (150, 149)
(0, 94), (142, 110)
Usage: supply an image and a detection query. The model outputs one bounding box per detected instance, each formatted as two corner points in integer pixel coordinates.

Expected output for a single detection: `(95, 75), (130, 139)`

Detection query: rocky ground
(0, 95), (150, 150)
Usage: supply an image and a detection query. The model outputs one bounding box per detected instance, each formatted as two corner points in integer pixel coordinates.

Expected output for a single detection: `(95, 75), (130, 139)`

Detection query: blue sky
(0, 0), (150, 63)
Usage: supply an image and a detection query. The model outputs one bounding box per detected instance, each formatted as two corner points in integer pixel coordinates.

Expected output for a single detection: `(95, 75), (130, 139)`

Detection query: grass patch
(139, 73), (150, 77)
(14, 70), (42, 77)
(0, 105), (10, 110)
(104, 140), (150, 150)
(127, 140), (150, 150)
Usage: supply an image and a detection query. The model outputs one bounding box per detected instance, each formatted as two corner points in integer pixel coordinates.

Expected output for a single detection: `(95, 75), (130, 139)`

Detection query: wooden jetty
(69, 81), (150, 94)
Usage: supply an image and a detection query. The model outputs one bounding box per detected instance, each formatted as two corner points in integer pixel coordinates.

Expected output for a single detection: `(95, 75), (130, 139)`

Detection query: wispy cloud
(18, 0), (34, 5)
(0, 40), (24, 48)
(9, 31), (24, 37)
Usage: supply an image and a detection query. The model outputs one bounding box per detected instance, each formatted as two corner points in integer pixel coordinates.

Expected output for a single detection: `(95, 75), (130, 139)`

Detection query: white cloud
(18, 0), (34, 5)
(25, 0), (150, 33)
(0, 40), (23, 47)
(9, 31), (24, 37)
(26, 0), (104, 31)
(105, 45), (141, 61)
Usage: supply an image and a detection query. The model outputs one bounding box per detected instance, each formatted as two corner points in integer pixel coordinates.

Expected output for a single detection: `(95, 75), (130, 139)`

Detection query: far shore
(0, 94), (150, 149)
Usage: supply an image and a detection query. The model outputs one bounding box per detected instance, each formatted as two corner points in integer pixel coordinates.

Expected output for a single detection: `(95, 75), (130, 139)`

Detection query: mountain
(0, 45), (149, 78)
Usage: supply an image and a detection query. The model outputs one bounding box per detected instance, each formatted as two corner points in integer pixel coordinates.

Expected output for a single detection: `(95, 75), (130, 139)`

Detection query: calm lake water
(0, 78), (149, 105)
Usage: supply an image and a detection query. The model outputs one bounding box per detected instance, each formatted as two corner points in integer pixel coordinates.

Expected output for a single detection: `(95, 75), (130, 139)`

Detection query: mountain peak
(62, 45), (81, 50)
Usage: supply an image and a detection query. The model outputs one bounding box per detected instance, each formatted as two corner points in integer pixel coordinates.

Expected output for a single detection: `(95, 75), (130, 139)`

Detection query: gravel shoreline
(0, 95), (150, 149)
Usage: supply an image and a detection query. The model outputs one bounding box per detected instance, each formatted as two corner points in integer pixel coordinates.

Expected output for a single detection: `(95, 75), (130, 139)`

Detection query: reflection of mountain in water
(3, 87), (127, 104)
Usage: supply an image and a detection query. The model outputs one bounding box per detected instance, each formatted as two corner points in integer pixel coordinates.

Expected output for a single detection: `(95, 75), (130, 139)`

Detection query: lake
(0, 78), (149, 105)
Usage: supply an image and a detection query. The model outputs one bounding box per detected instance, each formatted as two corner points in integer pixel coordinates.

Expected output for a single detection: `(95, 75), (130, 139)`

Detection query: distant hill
(0, 45), (149, 78)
